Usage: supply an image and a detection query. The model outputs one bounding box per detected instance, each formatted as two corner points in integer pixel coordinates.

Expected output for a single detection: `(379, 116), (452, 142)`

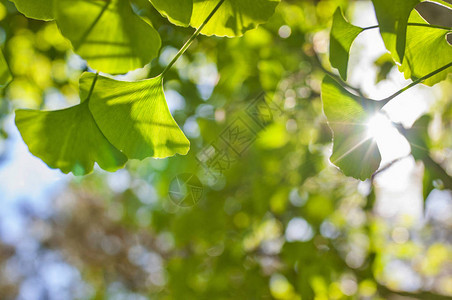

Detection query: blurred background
(0, 0), (452, 299)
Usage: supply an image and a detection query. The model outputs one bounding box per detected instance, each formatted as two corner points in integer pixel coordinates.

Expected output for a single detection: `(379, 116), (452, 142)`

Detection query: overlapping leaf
(372, 0), (419, 63)
(399, 9), (452, 86)
(321, 76), (381, 180)
(15, 76), (127, 175)
(329, 8), (363, 81)
(55, 0), (161, 74)
(85, 73), (190, 160)
(150, 0), (193, 27)
(405, 115), (452, 199)
(150, 0), (280, 37)
(10, 0), (54, 20)
(191, 0), (280, 37)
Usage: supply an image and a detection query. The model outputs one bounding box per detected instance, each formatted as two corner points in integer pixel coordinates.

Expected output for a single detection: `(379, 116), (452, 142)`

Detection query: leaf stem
(362, 22), (452, 32)
(378, 61), (452, 107)
(86, 72), (99, 102)
(160, 0), (226, 77)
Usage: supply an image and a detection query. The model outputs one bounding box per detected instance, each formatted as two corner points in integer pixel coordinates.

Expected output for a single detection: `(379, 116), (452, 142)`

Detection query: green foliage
(374, 53), (395, 83)
(150, 0), (281, 37)
(0, 50), (11, 87)
(323, 0), (452, 180)
(405, 115), (452, 200)
(7, 0), (281, 174)
(321, 76), (381, 180)
(55, 0), (161, 74)
(329, 7), (363, 81)
(9, 0), (54, 20)
(371, 0), (419, 63)
(86, 72), (190, 160)
(149, 0), (192, 26)
(2, 0), (452, 299)
(190, 0), (281, 37)
(15, 75), (128, 175)
(399, 9), (452, 86)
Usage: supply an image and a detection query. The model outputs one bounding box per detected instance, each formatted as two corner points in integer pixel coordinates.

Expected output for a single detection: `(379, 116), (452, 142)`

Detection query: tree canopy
(0, 0), (451, 299)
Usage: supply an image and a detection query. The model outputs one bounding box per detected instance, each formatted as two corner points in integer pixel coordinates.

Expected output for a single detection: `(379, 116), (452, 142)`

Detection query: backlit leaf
(321, 76), (381, 180)
(190, 0), (281, 37)
(372, 0), (419, 63)
(405, 115), (452, 200)
(15, 75), (127, 175)
(329, 7), (363, 81)
(86, 73), (190, 160)
(10, 0), (54, 20)
(150, 0), (193, 27)
(56, 0), (161, 74)
(399, 9), (452, 86)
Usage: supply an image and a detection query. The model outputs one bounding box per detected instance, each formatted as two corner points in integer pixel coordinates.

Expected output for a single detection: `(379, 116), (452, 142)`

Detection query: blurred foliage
(0, 0), (451, 300)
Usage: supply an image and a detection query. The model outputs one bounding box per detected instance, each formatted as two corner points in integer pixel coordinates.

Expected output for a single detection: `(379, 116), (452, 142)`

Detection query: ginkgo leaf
(15, 76), (127, 175)
(399, 9), (452, 86)
(372, 0), (419, 63)
(190, 0), (281, 37)
(0, 50), (12, 88)
(85, 72), (190, 160)
(405, 115), (452, 200)
(329, 7), (363, 81)
(321, 76), (381, 180)
(55, 0), (161, 74)
(150, 0), (193, 27)
(10, 0), (54, 20)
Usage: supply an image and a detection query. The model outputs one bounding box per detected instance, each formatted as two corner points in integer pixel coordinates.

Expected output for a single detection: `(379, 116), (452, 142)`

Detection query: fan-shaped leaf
(399, 9), (452, 86)
(15, 76), (127, 175)
(190, 0), (280, 37)
(86, 73), (190, 160)
(10, 0), (54, 20)
(321, 76), (381, 180)
(56, 0), (161, 74)
(150, 0), (192, 27)
(372, 0), (419, 63)
(329, 7), (363, 81)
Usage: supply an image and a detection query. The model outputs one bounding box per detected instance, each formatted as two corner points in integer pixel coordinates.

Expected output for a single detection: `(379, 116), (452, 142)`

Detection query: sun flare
(366, 112), (411, 162)
(366, 113), (394, 140)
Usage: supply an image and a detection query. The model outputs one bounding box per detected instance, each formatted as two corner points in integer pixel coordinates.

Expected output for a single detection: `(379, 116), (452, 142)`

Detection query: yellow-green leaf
(86, 73), (190, 160)
(329, 7), (363, 81)
(190, 0), (280, 37)
(399, 9), (452, 86)
(15, 75), (127, 175)
(372, 0), (419, 63)
(55, 0), (161, 74)
(150, 0), (193, 27)
(10, 0), (54, 20)
(321, 76), (381, 180)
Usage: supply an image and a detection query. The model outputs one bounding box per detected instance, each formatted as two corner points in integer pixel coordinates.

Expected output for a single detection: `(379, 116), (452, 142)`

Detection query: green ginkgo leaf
(190, 0), (281, 37)
(55, 0), (161, 74)
(150, 0), (193, 27)
(399, 9), (452, 86)
(15, 76), (127, 175)
(329, 7), (363, 81)
(405, 115), (452, 200)
(372, 0), (419, 63)
(0, 50), (12, 88)
(321, 76), (381, 180)
(10, 0), (54, 20)
(85, 72), (190, 160)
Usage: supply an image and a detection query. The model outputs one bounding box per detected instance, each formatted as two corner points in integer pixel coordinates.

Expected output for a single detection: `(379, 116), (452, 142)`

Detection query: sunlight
(366, 113), (394, 141)
(366, 112), (412, 163)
